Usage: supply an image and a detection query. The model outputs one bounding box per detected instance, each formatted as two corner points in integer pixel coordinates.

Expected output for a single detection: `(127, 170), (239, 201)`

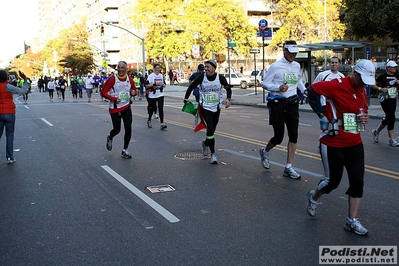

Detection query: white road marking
(41, 118), (54, 126)
(101, 165), (180, 223)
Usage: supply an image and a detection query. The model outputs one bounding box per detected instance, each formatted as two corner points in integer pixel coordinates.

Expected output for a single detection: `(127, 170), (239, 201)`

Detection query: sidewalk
(163, 84), (393, 120)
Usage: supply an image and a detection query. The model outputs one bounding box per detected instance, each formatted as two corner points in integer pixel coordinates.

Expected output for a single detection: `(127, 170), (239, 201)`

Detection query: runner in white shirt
(84, 73), (95, 102)
(313, 56), (345, 107)
(146, 64), (167, 130)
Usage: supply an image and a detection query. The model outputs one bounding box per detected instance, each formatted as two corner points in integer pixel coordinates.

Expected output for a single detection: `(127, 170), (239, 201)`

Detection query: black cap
(198, 64), (205, 70)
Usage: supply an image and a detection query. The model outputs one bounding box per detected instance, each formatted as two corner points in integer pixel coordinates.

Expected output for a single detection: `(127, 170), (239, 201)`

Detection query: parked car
(221, 72), (253, 89)
(250, 69), (266, 87)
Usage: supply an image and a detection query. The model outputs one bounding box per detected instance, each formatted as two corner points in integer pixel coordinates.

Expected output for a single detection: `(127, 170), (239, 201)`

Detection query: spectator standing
(37, 76), (44, 92)
(168, 69), (174, 85)
(0, 70), (29, 163)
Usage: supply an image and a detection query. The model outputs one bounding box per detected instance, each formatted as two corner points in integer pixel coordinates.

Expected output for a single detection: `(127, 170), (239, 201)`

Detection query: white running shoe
(202, 141), (210, 156)
(7, 157), (16, 164)
(283, 166), (301, 179)
(210, 153), (218, 164)
(306, 190), (317, 217)
(259, 148), (270, 169)
(344, 217), (368, 236)
(388, 139), (399, 147)
(154, 114), (159, 119)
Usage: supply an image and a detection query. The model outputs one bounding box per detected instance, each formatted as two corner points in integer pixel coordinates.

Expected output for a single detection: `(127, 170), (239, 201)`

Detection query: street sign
(250, 49), (260, 54)
(258, 19), (268, 31)
(257, 30), (272, 37)
(228, 42), (236, 48)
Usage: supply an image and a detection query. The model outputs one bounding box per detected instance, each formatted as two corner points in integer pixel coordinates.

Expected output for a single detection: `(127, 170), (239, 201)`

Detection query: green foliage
(10, 20), (96, 77)
(134, 0), (257, 62)
(342, 0), (399, 42)
(268, 0), (346, 52)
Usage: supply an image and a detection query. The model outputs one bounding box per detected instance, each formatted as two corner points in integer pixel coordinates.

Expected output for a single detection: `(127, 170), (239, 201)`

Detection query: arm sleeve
(261, 66), (280, 92)
(219, 75), (232, 99)
(6, 81), (29, 94)
(307, 85), (324, 117)
(101, 76), (118, 101)
(184, 75), (204, 100)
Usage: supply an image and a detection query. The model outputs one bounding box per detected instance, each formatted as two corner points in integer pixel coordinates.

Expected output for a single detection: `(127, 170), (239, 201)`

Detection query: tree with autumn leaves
(10, 21), (96, 78)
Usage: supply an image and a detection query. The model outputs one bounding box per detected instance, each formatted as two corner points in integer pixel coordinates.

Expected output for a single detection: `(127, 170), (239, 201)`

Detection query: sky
(0, 0), (38, 66)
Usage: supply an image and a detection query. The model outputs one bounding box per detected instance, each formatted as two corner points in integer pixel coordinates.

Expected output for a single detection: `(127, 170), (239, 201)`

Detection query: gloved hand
(319, 116), (329, 130)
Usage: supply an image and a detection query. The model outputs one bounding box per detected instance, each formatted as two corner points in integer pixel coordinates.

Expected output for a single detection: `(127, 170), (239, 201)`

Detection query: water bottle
(357, 108), (366, 132)
(319, 116), (329, 131)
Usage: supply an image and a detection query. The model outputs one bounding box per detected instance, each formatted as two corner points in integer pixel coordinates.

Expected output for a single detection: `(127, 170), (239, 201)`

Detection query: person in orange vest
(0, 70), (30, 164)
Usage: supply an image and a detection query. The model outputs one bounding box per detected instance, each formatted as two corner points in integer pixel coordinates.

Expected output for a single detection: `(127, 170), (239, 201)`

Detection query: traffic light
(100, 26), (104, 36)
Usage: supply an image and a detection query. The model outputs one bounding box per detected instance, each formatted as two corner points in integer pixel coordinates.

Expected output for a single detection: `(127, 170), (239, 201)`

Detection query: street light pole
(101, 21), (146, 77)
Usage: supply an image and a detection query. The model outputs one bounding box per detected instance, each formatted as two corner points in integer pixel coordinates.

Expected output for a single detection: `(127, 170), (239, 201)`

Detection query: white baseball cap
(354, 60), (375, 85)
(386, 61), (398, 68)
(284, 44), (299, 53)
(87, 73), (92, 76)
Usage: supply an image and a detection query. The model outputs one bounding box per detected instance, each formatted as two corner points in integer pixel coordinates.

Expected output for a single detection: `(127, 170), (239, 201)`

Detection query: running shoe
(121, 149), (132, 159)
(388, 139), (399, 147)
(160, 123), (167, 130)
(283, 166), (301, 179)
(371, 129), (379, 143)
(259, 148), (270, 169)
(6, 157), (16, 164)
(344, 217), (368, 236)
(202, 141), (210, 156)
(106, 136), (112, 151)
(210, 153), (218, 164)
(306, 190), (317, 217)
(154, 114), (159, 119)
(147, 120), (152, 128)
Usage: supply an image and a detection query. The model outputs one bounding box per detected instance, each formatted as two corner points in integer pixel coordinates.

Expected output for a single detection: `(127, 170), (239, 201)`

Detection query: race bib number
(387, 87), (397, 97)
(61, 85), (65, 89)
(118, 92), (130, 101)
(283, 72), (298, 85)
(204, 93), (218, 105)
(343, 113), (358, 132)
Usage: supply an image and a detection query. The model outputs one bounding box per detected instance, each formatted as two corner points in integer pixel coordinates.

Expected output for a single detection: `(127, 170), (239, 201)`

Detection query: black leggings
(109, 107), (132, 150)
(319, 142), (364, 198)
(269, 103), (299, 145)
(148, 96), (164, 123)
(48, 90), (54, 98)
(380, 98), (396, 130)
(201, 107), (220, 154)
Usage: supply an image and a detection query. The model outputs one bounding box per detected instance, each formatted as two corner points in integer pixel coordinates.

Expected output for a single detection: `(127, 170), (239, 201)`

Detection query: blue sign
(258, 19), (268, 30)
(257, 30), (272, 37)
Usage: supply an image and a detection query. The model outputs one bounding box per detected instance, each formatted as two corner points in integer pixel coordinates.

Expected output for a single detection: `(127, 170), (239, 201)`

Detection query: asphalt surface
(0, 85), (398, 266)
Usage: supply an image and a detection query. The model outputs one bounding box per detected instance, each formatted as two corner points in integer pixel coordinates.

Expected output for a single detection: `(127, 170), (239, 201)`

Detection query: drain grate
(174, 152), (206, 160)
(146, 184), (175, 193)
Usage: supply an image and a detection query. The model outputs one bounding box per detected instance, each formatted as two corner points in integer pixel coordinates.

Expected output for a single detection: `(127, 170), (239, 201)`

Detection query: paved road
(0, 87), (398, 265)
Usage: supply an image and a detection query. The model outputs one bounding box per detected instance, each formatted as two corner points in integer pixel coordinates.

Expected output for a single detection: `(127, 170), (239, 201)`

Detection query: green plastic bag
(182, 101), (198, 116)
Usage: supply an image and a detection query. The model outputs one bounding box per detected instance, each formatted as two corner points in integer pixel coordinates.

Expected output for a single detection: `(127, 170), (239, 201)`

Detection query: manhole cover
(146, 184), (175, 193)
(174, 152), (206, 160)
